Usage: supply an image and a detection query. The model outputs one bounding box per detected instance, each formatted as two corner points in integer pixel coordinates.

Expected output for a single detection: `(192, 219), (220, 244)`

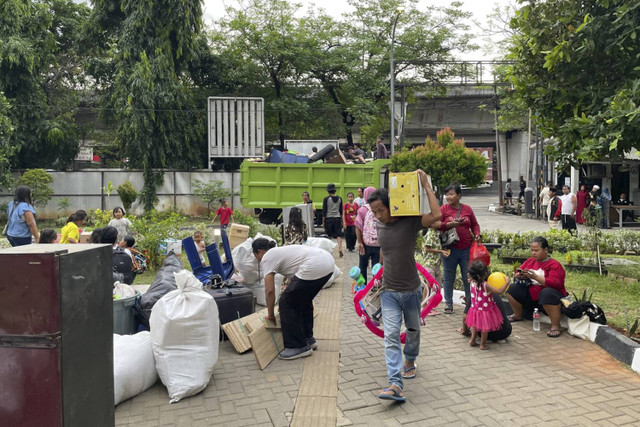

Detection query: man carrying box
(367, 169), (441, 403)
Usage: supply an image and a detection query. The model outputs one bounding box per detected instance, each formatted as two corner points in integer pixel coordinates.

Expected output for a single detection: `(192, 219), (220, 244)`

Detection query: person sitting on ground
(121, 235), (147, 275)
(101, 226), (134, 285)
(284, 207), (308, 245)
(89, 228), (104, 244)
(60, 210), (88, 244)
(108, 207), (132, 241)
(39, 229), (57, 244)
(506, 236), (567, 338)
(252, 238), (335, 360)
(193, 230), (207, 266)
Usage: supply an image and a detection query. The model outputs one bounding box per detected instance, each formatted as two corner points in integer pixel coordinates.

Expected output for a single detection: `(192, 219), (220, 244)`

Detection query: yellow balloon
(487, 272), (508, 289)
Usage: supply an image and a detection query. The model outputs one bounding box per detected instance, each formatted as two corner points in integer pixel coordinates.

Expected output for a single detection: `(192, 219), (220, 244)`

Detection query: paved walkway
(116, 200), (640, 426)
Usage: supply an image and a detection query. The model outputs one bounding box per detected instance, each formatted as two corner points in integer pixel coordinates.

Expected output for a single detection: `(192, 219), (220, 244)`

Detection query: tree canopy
(508, 0), (640, 166)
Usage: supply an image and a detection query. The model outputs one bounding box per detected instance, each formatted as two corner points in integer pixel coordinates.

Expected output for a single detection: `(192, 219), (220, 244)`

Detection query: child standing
(212, 199), (234, 230)
(465, 261), (509, 350)
(60, 210), (88, 244)
(343, 192), (358, 252)
(193, 230), (207, 266)
(284, 207), (308, 245)
(108, 207), (132, 241)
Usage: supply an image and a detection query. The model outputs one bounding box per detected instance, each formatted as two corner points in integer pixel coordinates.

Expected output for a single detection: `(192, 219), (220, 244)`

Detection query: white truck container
(208, 97), (265, 161)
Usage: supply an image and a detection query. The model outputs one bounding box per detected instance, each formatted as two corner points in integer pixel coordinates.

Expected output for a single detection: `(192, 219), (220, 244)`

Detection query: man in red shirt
(212, 199), (234, 230)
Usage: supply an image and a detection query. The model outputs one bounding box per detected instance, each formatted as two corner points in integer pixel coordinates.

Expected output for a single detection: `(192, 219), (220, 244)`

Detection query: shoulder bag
(439, 205), (463, 248)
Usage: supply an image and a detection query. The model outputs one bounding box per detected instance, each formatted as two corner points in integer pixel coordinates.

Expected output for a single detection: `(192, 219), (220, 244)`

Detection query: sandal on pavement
(547, 328), (562, 338)
(444, 306), (454, 314)
(507, 314), (523, 322)
(378, 387), (407, 402)
(401, 364), (417, 379)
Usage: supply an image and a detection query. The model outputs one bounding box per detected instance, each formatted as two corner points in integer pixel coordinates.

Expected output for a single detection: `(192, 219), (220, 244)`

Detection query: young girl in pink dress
(466, 261), (510, 350)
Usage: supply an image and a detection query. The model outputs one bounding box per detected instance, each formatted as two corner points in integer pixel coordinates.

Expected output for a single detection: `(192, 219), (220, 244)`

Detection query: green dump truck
(240, 160), (391, 224)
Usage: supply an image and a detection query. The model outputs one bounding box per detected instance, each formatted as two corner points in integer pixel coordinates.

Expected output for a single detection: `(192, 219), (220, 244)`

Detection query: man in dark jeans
(252, 239), (335, 360)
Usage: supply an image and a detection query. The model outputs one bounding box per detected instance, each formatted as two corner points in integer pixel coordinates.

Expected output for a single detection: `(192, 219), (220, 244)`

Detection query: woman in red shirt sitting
(506, 236), (568, 338)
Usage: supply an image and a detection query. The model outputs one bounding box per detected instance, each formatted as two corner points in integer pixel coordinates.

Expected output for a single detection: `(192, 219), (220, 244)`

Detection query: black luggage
(205, 282), (256, 326)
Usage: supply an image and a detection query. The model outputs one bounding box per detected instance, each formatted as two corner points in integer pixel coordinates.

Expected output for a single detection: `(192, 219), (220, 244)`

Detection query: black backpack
(113, 247), (134, 285)
(562, 300), (607, 325)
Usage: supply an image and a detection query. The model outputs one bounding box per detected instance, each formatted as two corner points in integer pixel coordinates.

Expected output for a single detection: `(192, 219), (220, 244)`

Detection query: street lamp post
(390, 8), (403, 157)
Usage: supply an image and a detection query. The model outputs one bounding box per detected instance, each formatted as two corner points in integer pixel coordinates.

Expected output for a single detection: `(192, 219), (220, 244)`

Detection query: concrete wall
(1, 169), (242, 219)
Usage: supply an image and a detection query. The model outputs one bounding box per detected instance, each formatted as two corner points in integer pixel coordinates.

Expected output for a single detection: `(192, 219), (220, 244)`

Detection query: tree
(508, 0), (640, 166)
(93, 0), (205, 211)
(389, 128), (487, 192)
(192, 180), (232, 217)
(0, 92), (14, 190)
(17, 169), (54, 208)
(0, 0), (91, 169)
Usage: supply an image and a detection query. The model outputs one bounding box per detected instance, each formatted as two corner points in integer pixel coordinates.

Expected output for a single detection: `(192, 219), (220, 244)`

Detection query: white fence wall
(1, 169), (242, 219)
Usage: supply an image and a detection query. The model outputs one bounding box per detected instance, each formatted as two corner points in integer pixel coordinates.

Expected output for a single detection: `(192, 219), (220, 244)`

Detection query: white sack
(113, 281), (136, 298)
(231, 232), (276, 285)
(304, 237), (337, 254)
(113, 332), (158, 405)
(150, 270), (220, 403)
(323, 265), (342, 289)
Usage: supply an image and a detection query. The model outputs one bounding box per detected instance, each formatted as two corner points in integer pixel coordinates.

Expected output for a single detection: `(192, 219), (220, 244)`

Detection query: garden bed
(498, 256), (529, 265)
(565, 264), (608, 275)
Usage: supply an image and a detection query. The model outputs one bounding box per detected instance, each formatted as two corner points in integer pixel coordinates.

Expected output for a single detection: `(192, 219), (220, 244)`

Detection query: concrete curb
(448, 289), (640, 374)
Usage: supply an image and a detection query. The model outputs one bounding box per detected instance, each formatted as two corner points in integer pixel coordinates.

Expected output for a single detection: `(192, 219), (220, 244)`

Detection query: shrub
(17, 169), (54, 208)
(88, 208), (113, 228)
(390, 128), (487, 193)
(116, 180), (138, 212)
(232, 210), (260, 238)
(130, 211), (185, 269)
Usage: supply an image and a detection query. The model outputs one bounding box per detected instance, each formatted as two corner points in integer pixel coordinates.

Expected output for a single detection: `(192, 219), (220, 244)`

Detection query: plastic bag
(323, 265), (342, 289)
(568, 315), (590, 340)
(113, 281), (136, 299)
(304, 237), (337, 253)
(231, 232), (276, 285)
(150, 270), (220, 403)
(469, 241), (490, 266)
(113, 332), (158, 405)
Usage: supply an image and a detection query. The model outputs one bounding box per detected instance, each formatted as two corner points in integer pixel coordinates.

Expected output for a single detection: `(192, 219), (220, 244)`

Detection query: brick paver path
(116, 250), (640, 426)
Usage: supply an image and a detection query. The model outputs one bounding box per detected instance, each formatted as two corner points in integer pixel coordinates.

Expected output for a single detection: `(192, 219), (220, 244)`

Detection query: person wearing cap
(322, 183), (344, 257)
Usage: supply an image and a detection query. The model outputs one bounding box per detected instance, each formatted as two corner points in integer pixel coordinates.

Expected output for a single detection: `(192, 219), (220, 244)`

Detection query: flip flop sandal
(401, 364), (417, 379)
(378, 387), (407, 402)
(507, 314), (523, 322)
(547, 329), (562, 338)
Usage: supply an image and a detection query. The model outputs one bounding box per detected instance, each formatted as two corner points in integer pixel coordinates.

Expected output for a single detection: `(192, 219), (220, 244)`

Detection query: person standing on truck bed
(376, 136), (389, 160)
(323, 183), (344, 257)
(212, 199), (234, 230)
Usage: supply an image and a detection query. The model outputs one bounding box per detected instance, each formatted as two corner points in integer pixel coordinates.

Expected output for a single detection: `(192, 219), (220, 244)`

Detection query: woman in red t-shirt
(342, 192), (359, 252)
(439, 183), (481, 318)
(506, 236), (567, 338)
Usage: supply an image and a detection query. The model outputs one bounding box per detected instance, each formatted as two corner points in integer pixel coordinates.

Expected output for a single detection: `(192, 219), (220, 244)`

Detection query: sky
(205, 0), (516, 60)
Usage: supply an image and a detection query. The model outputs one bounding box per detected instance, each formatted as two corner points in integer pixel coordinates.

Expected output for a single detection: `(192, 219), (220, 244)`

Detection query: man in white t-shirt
(559, 185), (578, 235)
(354, 187), (365, 208)
(539, 181), (551, 221)
(252, 239), (335, 360)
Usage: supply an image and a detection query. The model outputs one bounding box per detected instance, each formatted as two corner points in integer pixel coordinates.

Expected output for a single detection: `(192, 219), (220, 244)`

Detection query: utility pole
(494, 85), (504, 207)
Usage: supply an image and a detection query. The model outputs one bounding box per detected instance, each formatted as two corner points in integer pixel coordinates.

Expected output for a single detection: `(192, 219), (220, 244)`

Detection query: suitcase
(205, 284), (256, 330)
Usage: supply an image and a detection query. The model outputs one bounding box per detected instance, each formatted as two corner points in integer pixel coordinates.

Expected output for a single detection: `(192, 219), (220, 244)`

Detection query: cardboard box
(228, 223), (250, 249)
(389, 172), (432, 216)
(78, 231), (92, 243)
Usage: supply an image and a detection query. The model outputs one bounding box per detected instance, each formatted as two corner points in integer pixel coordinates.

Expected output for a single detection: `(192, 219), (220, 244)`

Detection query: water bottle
(532, 308), (541, 331)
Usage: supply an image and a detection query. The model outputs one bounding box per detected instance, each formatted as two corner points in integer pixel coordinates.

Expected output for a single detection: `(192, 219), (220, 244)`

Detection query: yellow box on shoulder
(389, 172), (432, 216)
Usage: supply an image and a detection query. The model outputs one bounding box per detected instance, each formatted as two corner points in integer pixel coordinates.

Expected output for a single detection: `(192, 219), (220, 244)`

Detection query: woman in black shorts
(506, 236), (568, 338)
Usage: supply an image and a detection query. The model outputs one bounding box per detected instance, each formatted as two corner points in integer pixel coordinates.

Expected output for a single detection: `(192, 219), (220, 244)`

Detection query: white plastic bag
(323, 265), (342, 289)
(231, 232), (276, 285)
(568, 315), (590, 340)
(113, 332), (158, 405)
(150, 270), (220, 403)
(113, 281), (136, 299)
(305, 237), (337, 253)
